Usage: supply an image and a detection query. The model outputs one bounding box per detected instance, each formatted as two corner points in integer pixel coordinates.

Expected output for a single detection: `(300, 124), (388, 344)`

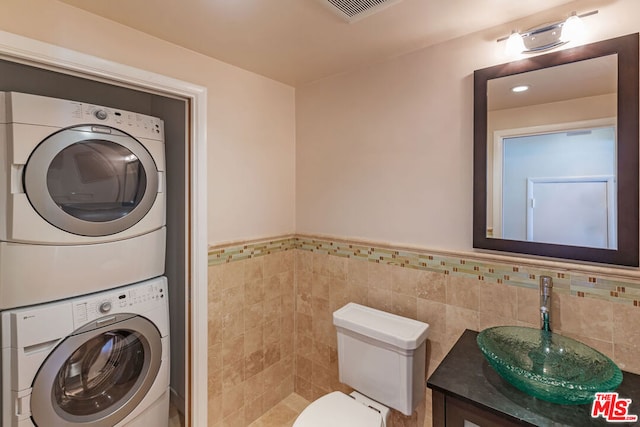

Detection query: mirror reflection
(486, 55), (618, 249)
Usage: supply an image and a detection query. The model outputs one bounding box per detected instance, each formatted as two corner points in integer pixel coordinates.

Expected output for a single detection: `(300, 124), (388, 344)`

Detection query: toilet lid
(293, 391), (383, 427)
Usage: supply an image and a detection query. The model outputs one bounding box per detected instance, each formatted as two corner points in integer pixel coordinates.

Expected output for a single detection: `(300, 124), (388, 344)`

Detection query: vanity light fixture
(560, 12), (586, 43)
(498, 10), (598, 55)
(505, 31), (526, 56)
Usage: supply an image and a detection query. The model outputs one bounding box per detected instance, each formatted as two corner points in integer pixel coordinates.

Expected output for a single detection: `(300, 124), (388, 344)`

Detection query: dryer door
(30, 315), (162, 427)
(23, 125), (159, 236)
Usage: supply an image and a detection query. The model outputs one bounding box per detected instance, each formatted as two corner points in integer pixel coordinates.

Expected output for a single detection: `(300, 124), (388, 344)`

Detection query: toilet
(293, 302), (430, 427)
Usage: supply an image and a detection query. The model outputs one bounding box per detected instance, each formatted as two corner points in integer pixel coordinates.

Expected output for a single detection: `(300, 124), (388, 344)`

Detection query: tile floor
(168, 393), (309, 427)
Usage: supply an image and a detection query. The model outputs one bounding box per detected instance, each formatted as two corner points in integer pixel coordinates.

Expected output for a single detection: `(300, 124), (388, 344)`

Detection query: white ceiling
(59, 0), (579, 86)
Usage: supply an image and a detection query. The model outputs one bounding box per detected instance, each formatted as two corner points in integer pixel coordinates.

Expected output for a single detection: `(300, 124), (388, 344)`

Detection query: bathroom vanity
(427, 330), (640, 426)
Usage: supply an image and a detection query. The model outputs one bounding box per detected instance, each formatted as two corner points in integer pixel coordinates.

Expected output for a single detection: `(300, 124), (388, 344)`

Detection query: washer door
(30, 315), (162, 427)
(23, 125), (158, 236)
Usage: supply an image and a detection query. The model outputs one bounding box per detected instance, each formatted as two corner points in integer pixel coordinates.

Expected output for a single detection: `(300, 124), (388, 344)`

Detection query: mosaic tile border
(208, 235), (640, 307)
(207, 236), (297, 265)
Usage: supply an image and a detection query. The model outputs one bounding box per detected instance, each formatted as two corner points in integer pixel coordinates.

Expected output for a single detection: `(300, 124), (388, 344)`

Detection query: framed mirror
(473, 33), (639, 266)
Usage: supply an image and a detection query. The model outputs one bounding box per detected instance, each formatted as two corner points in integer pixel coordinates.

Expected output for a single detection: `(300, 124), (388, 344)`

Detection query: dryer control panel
(72, 278), (166, 329)
(78, 103), (165, 141)
(5, 91), (165, 141)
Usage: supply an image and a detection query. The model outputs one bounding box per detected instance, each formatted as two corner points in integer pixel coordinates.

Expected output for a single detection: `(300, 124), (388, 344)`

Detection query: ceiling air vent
(323, 0), (405, 23)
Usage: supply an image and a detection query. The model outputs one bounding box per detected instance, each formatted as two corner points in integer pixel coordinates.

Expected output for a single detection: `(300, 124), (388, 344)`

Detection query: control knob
(94, 109), (108, 120)
(99, 301), (112, 314)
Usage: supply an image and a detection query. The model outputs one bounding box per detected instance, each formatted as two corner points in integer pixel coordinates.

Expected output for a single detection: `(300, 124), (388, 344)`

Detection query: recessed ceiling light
(512, 85), (530, 93)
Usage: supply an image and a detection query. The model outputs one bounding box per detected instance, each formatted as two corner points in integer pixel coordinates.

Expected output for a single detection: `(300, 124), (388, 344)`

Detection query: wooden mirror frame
(473, 33), (639, 266)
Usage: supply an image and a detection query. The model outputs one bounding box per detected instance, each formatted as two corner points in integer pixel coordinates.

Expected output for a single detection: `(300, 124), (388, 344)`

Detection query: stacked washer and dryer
(0, 92), (171, 427)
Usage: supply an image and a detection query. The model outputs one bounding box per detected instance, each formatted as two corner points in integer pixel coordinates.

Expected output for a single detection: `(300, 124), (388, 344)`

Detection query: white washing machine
(1, 276), (170, 427)
(0, 92), (166, 309)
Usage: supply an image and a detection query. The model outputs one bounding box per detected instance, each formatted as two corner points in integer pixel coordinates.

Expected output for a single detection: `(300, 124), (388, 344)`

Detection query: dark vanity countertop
(427, 329), (640, 426)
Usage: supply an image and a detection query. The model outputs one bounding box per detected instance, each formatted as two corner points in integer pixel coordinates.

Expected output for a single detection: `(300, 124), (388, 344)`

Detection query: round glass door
(24, 125), (158, 236)
(55, 331), (145, 416)
(30, 316), (162, 427)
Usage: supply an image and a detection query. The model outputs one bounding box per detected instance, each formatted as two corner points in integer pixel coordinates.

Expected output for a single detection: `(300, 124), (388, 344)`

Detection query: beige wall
(0, 0), (296, 246)
(295, 0), (640, 254)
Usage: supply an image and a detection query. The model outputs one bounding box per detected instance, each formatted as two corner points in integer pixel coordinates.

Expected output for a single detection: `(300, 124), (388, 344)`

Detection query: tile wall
(207, 250), (296, 427)
(208, 235), (640, 426)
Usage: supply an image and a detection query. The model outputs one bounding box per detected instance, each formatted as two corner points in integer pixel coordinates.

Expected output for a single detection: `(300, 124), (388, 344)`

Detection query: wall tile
(296, 312), (312, 337)
(208, 264), (224, 294)
(614, 342), (640, 373)
(295, 250), (313, 273)
(245, 349), (264, 379)
(417, 299), (446, 340)
(223, 262), (245, 290)
(208, 393), (223, 426)
(329, 278), (348, 312)
(347, 257), (368, 285)
(264, 318), (281, 345)
(392, 293), (417, 319)
(478, 281), (517, 319)
(209, 235), (640, 426)
(208, 251), (295, 425)
(222, 310), (244, 341)
(445, 305), (479, 346)
(346, 282), (368, 306)
(446, 276), (480, 311)
(223, 334), (245, 365)
(209, 292), (223, 346)
(416, 270), (447, 303)
(613, 304), (640, 346)
(311, 274), (331, 300)
(368, 262), (393, 290)
(222, 383), (244, 418)
(391, 266), (418, 297)
(245, 325), (263, 355)
(578, 296), (613, 342)
(367, 287), (394, 313)
(264, 251), (291, 277)
(245, 279), (265, 306)
(516, 286), (539, 326)
(244, 257), (264, 283)
(244, 372), (268, 401)
(222, 285), (245, 314)
(244, 302), (264, 332)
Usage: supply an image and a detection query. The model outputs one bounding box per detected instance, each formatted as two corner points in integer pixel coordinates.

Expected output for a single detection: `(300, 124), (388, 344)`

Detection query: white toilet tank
(333, 303), (429, 416)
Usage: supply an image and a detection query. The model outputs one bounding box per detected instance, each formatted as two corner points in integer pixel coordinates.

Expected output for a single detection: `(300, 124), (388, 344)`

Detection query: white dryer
(1, 276), (170, 427)
(0, 92), (166, 309)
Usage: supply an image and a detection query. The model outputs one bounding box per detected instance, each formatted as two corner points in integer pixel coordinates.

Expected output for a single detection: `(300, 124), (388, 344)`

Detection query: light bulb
(561, 13), (586, 43)
(505, 31), (525, 56)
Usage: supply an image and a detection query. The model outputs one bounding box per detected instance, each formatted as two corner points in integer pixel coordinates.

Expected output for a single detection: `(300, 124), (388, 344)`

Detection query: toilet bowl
(293, 391), (390, 427)
(293, 303), (429, 427)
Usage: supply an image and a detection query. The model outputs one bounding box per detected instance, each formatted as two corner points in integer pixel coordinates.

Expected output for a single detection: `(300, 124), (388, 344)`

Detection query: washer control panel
(72, 280), (165, 327)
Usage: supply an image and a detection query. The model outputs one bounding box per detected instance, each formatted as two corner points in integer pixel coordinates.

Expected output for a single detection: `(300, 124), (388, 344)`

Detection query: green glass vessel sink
(477, 326), (622, 405)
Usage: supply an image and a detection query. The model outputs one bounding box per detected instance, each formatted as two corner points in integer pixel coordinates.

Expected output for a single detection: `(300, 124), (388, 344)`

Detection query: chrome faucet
(540, 276), (553, 332)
